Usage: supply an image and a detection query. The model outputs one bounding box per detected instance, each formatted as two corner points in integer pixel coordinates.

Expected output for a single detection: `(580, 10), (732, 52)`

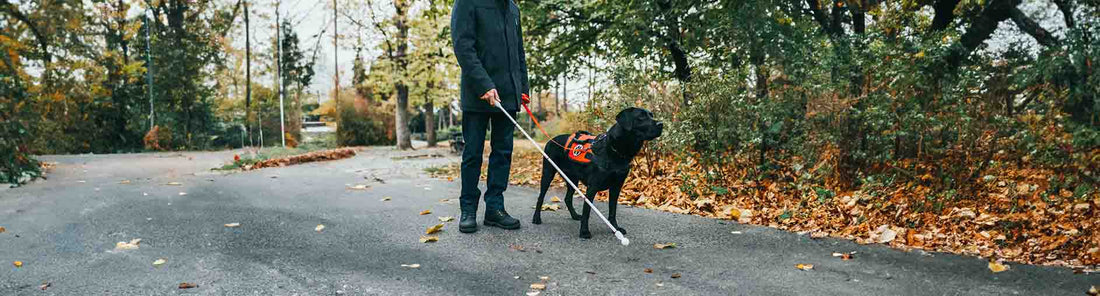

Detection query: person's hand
(480, 89), (499, 106)
(521, 93), (530, 105)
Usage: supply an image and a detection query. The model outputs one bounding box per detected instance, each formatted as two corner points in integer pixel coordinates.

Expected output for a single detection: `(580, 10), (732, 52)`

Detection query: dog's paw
(615, 227), (627, 235)
(531, 216), (542, 225)
(579, 231), (592, 239)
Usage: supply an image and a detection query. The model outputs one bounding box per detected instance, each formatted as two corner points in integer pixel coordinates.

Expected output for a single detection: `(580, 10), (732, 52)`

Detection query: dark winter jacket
(451, 0), (530, 113)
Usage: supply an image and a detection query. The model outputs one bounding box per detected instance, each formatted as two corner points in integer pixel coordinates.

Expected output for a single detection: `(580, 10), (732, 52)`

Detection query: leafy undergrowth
(431, 149), (1100, 270)
(216, 148), (358, 171)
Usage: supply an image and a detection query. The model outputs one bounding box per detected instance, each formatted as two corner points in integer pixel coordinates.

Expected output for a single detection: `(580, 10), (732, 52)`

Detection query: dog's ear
(615, 107), (639, 131)
(608, 123), (625, 139)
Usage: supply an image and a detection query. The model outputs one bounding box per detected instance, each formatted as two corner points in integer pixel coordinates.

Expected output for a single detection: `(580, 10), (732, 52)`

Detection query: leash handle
(493, 99), (629, 246)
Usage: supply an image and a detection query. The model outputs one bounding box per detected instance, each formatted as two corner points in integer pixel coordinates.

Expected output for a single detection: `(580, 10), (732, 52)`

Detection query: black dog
(531, 107), (663, 238)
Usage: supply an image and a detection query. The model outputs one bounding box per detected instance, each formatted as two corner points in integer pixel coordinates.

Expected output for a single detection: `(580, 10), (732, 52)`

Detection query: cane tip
(615, 232), (629, 246)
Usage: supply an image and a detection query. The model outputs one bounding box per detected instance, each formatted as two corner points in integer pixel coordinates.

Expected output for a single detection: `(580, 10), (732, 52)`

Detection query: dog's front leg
(608, 182), (626, 235)
(579, 187), (598, 239)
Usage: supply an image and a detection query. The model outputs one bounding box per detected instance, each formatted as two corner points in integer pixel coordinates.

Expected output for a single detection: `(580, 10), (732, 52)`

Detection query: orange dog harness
(564, 131), (597, 164)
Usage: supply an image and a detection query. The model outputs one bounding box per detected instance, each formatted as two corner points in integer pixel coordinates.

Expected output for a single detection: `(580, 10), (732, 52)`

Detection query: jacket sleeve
(451, 0), (495, 98)
(518, 13), (530, 96)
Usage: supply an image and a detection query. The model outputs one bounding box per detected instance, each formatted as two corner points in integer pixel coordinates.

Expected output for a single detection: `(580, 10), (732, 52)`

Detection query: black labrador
(531, 107), (663, 238)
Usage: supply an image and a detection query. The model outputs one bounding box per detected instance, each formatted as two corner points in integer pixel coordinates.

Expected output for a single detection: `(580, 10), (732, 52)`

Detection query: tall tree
(408, 0), (457, 147)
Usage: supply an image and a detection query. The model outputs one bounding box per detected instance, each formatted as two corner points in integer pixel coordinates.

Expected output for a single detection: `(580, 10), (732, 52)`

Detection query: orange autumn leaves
(243, 148), (357, 171)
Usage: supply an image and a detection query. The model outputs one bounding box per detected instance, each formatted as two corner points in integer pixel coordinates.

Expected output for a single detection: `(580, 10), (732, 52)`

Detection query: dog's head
(611, 107), (663, 141)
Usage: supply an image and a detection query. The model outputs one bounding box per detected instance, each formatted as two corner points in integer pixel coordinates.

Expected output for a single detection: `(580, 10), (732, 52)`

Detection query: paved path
(1, 146), (1096, 295)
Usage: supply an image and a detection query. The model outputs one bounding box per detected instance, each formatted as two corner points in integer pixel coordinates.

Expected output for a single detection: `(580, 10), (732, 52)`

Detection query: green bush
(1, 68), (40, 185)
(337, 100), (394, 146)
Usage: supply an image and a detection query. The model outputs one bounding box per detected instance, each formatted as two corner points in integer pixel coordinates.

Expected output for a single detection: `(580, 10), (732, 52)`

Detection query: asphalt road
(1, 145), (1096, 295)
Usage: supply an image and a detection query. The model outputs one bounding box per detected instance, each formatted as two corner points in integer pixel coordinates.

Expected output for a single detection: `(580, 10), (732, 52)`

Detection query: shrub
(337, 99), (394, 146)
(143, 125), (173, 151)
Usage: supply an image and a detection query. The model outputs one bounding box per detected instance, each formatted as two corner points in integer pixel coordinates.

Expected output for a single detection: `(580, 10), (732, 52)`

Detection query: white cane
(493, 98), (630, 246)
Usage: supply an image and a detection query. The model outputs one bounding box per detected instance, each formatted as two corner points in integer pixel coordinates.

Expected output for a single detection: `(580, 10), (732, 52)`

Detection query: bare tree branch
(1009, 6), (1060, 47)
(1, 0), (50, 62)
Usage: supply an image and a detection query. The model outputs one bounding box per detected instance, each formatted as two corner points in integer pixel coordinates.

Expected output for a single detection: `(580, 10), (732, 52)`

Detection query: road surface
(1, 145), (1096, 295)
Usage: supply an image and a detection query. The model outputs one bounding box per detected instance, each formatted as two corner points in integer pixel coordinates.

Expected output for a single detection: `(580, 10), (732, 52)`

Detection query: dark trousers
(460, 111), (516, 213)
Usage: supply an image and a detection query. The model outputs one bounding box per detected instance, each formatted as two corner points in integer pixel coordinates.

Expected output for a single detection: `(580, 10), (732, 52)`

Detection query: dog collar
(596, 134), (626, 159)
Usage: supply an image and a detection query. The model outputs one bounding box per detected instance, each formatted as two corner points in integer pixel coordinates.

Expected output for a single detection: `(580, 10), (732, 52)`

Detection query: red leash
(520, 94), (567, 149)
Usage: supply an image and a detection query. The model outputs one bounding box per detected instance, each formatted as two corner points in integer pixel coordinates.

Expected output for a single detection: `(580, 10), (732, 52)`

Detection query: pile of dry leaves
(243, 148), (357, 170)
(432, 149), (1099, 270)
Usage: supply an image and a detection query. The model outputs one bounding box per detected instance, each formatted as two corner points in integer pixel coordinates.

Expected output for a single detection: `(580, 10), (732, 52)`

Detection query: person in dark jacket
(451, 0), (530, 233)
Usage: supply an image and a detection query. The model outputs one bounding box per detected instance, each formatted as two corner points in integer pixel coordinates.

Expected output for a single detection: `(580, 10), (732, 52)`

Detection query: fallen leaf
(178, 282), (198, 289)
(551, 196), (562, 203)
(401, 264), (421, 269)
(795, 264), (814, 271)
(316, 224), (326, 232)
(831, 252), (854, 260)
(644, 268), (653, 273)
(347, 184), (370, 190)
(526, 291), (541, 296)
(1075, 203), (1091, 211)
(530, 283), (546, 290)
(988, 261), (1009, 273)
(670, 273), (682, 278)
(0, 226), (5, 233)
(419, 210), (432, 215)
(656, 282), (664, 287)
(13, 261), (23, 268)
(381, 197), (392, 201)
(224, 223), (241, 228)
(510, 244), (527, 252)
(39, 282), (50, 290)
(114, 238), (142, 251)
(653, 243), (677, 249)
(438, 216), (455, 222)
(420, 236), (439, 243)
(873, 225), (898, 244)
(165, 182), (182, 186)
(426, 223), (444, 234)
(119, 180), (131, 184)
(540, 204), (560, 211)
(153, 259), (166, 267)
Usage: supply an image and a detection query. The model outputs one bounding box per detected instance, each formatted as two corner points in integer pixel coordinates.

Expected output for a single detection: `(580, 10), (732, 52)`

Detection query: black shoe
(459, 211), (478, 233)
(484, 209), (521, 230)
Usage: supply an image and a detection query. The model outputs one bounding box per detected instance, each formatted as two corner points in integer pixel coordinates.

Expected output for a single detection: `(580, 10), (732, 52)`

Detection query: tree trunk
(850, 0), (866, 97)
(425, 100), (437, 147)
(245, 0), (252, 146)
(930, 0), (962, 31)
(395, 84), (411, 149)
(394, 0), (413, 150)
(425, 81), (437, 147)
(751, 49), (767, 101)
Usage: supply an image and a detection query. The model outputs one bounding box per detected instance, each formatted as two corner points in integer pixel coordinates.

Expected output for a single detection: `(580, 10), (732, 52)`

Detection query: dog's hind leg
(532, 159), (556, 225)
(563, 186), (580, 220)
